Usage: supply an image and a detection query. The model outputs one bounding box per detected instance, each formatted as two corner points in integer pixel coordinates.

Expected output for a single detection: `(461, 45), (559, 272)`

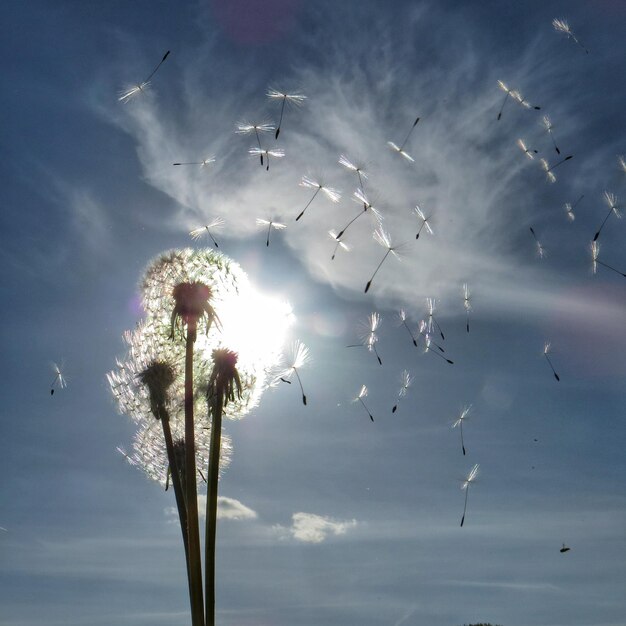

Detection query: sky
(1, 1), (625, 625)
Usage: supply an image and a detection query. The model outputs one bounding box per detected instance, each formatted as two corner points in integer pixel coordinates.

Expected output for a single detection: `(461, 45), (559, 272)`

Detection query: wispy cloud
(273, 512), (358, 543)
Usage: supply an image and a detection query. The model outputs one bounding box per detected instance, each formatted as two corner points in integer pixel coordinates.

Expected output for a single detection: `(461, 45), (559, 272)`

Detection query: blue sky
(1, 1), (625, 625)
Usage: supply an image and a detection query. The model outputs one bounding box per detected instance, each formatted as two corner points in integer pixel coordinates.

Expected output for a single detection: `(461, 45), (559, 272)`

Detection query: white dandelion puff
(256, 218), (287, 247)
(236, 122), (275, 166)
(296, 175), (341, 221)
(189, 217), (225, 248)
(266, 89), (306, 139)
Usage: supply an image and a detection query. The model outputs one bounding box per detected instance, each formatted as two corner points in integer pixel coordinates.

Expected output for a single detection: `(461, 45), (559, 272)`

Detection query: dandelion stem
(497, 92), (509, 121)
(461, 486), (470, 527)
(294, 368), (307, 405)
(545, 353), (560, 381)
(595, 258), (626, 278)
(276, 98), (286, 139)
(296, 188), (320, 221)
(360, 398), (374, 421)
(336, 209), (366, 240)
(365, 249), (392, 293)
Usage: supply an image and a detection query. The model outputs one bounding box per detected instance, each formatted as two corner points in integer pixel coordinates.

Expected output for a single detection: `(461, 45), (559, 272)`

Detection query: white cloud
(165, 495), (257, 523)
(274, 512), (358, 543)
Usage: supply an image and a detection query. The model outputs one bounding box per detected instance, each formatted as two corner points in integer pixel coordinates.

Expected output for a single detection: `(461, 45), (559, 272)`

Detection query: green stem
(184, 322), (205, 626)
(205, 397), (223, 626)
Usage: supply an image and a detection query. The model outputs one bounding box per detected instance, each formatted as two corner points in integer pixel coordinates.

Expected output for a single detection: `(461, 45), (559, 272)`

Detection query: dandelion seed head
(353, 384), (368, 401)
(453, 405), (471, 428)
(266, 89), (306, 105)
(552, 18), (571, 34)
(339, 154), (368, 178)
(497, 80), (510, 93)
(517, 139), (535, 160)
(543, 115), (554, 132)
(543, 342), (552, 355)
(603, 191), (620, 217)
(565, 203), (575, 221)
(387, 141), (415, 162)
(118, 81), (151, 103)
(462, 463), (480, 489)
(398, 370), (413, 396)
(236, 122), (275, 134)
(618, 155), (626, 173)
(328, 230), (350, 251)
(249, 147), (285, 158)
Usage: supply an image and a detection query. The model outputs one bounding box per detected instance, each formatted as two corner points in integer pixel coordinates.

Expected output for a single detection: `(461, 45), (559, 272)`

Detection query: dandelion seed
(256, 218), (287, 247)
(347, 312), (383, 365)
(189, 217), (225, 248)
(236, 122), (275, 166)
(364, 227), (404, 294)
(460, 463), (479, 527)
(419, 320), (454, 364)
(511, 88), (541, 112)
(517, 138), (538, 160)
(452, 405), (471, 456)
(277, 340), (310, 405)
(397, 309), (418, 347)
(334, 188), (383, 240)
(542, 116), (561, 155)
(496, 80), (514, 120)
(339, 155), (368, 201)
(426, 298), (445, 341)
(267, 89), (306, 139)
(414, 205), (433, 239)
(591, 241), (626, 278)
(593, 191), (621, 242)
(540, 154), (573, 183)
(529, 227), (546, 259)
(543, 342), (560, 381)
(249, 146), (285, 171)
(353, 384), (374, 421)
(328, 229), (350, 260)
(392, 370), (413, 413)
(564, 194), (584, 222)
(560, 543), (571, 553)
(173, 157), (216, 168)
(296, 175), (341, 221)
(463, 283), (471, 333)
(618, 155), (626, 174)
(50, 362), (66, 395)
(553, 18), (589, 54)
(387, 115), (420, 161)
(118, 50), (170, 102)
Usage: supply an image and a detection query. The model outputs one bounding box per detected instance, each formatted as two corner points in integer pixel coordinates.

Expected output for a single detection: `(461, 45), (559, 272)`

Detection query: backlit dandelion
(266, 89), (306, 139)
(543, 116), (561, 155)
(347, 312), (383, 365)
(236, 122), (275, 166)
(460, 463), (479, 527)
(593, 191), (621, 242)
(529, 227), (545, 258)
(335, 188), (383, 240)
(173, 157), (216, 168)
(353, 384), (374, 422)
(591, 241), (626, 278)
(364, 227), (404, 294)
(328, 229), (350, 260)
(553, 18), (589, 54)
(511, 87), (541, 112)
(452, 405), (471, 456)
(463, 283), (471, 333)
(397, 309), (418, 348)
(564, 194), (584, 222)
(496, 80), (514, 120)
(339, 154), (368, 200)
(277, 340), (310, 405)
(426, 297), (445, 341)
(387, 116), (419, 162)
(540, 154), (574, 183)
(392, 370), (413, 413)
(189, 218), (225, 248)
(618, 155), (626, 175)
(256, 218), (286, 247)
(517, 138), (538, 160)
(543, 342), (560, 381)
(419, 320), (454, 364)
(118, 50), (170, 102)
(50, 362), (67, 395)
(413, 205), (433, 239)
(249, 147), (285, 171)
(296, 175), (341, 221)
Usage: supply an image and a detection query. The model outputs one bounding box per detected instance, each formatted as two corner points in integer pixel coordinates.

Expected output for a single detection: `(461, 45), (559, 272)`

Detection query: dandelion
(511, 87), (541, 112)
(249, 146), (285, 171)
(543, 116), (561, 154)
(553, 18), (589, 54)
(529, 227), (545, 259)
(353, 384), (374, 421)
(452, 405), (471, 456)
(419, 320), (453, 364)
(517, 138), (538, 160)
(496, 80), (514, 120)
(256, 218), (286, 247)
(426, 297), (445, 341)
(347, 312), (383, 365)
(564, 194), (584, 222)
(618, 155), (626, 175)
(463, 283), (471, 333)
(118, 50), (170, 102)
(460, 463), (479, 527)
(397, 309), (418, 347)
(364, 227), (404, 294)
(277, 340), (310, 405)
(50, 362), (67, 395)
(339, 154), (368, 200)
(267, 88), (306, 139)
(591, 241), (626, 278)
(543, 342), (560, 381)
(414, 205), (433, 239)
(236, 122), (275, 166)
(387, 116), (420, 162)
(497, 81), (540, 119)
(296, 175), (341, 221)
(328, 229), (350, 260)
(334, 188), (383, 240)
(593, 191), (621, 242)
(540, 154), (573, 183)
(392, 370), (413, 413)
(189, 217), (225, 248)
(173, 157), (216, 168)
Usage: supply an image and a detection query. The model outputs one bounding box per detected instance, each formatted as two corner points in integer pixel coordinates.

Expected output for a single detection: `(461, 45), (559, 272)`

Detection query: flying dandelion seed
(591, 241), (626, 278)
(364, 227), (404, 294)
(353, 384), (374, 421)
(452, 405), (471, 456)
(267, 89), (306, 139)
(419, 321), (454, 364)
(593, 191), (621, 242)
(618, 155), (626, 174)
(189, 218), (225, 248)
(496, 80), (514, 120)
(517, 138), (538, 160)
(387, 116), (419, 162)
(173, 157), (216, 168)
(512, 88), (541, 112)
(339, 155), (368, 202)
(540, 154), (574, 183)
(392, 370), (413, 413)
(118, 50), (170, 102)
(249, 146), (285, 171)
(296, 175), (341, 221)
(460, 463), (479, 527)
(256, 218), (287, 247)
(50, 362), (66, 395)
(335, 188), (383, 240)
(328, 229), (350, 260)
(347, 312), (383, 365)
(529, 227), (546, 259)
(413, 205), (433, 239)
(463, 283), (471, 333)
(542, 116), (561, 155)
(543, 342), (560, 381)
(564, 194), (584, 222)
(236, 122), (275, 166)
(426, 298), (445, 341)
(553, 18), (589, 54)
(277, 340), (310, 405)
(397, 309), (418, 347)
(560, 543), (571, 553)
